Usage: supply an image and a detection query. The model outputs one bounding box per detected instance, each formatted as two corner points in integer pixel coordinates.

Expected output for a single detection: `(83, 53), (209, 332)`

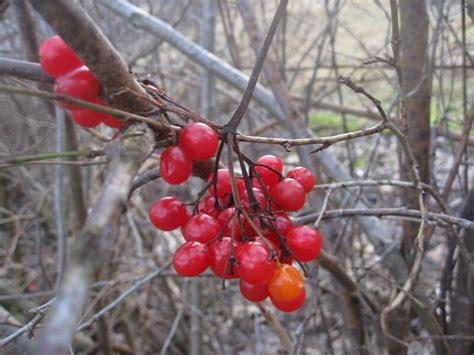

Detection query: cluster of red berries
(39, 36), (123, 129)
(149, 122), (322, 312)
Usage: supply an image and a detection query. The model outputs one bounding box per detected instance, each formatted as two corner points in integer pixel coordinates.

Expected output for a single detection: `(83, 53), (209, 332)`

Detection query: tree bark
(390, 1), (432, 354)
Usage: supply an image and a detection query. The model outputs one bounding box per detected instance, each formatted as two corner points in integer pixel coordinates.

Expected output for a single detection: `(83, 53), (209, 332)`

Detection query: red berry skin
(269, 178), (306, 211)
(286, 225), (322, 262)
(240, 187), (267, 210)
(255, 155), (283, 187)
(217, 207), (241, 238)
(160, 146), (193, 185)
(239, 279), (269, 302)
(179, 122), (219, 161)
(252, 177), (268, 191)
(70, 109), (103, 128)
(173, 241), (212, 277)
(54, 66), (100, 110)
(287, 167), (315, 193)
(209, 237), (240, 279)
(39, 36), (82, 78)
(102, 115), (124, 129)
(262, 213), (293, 243)
(217, 208), (254, 240)
(238, 241), (275, 285)
(198, 195), (228, 218)
(236, 178), (246, 194)
(208, 169), (231, 197)
(181, 213), (221, 244)
(270, 287), (306, 313)
(149, 197), (188, 231)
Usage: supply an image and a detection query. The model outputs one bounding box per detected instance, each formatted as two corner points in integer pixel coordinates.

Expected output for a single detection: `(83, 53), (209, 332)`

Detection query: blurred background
(0, 0), (473, 354)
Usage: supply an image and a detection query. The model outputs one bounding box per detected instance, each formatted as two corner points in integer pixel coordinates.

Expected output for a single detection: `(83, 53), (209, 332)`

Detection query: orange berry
(268, 264), (304, 302)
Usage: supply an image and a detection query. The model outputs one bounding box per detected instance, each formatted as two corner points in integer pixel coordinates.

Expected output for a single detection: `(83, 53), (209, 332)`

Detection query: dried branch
(0, 58), (52, 83)
(296, 208), (474, 231)
(0, 312), (44, 347)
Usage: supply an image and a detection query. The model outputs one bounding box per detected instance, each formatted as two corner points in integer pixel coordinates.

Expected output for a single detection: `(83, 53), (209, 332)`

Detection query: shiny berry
(149, 197), (188, 231)
(240, 187), (267, 210)
(255, 155), (283, 187)
(173, 241), (212, 277)
(251, 177), (267, 190)
(181, 213), (220, 243)
(160, 146), (192, 185)
(239, 279), (269, 302)
(39, 36), (82, 77)
(270, 287), (306, 312)
(102, 114), (124, 129)
(268, 264), (304, 302)
(218, 207), (241, 238)
(198, 195), (227, 218)
(237, 241), (275, 285)
(236, 178), (246, 194)
(209, 237), (240, 279)
(269, 178), (306, 211)
(179, 122), (218, 161)
(208, 169), (231, 197)
(70, 109), (103, 128)
(217, 208), (254, 239)
(286, 225), (322, 262)
(54, 66), (100, 110)
(262, 213), (293, 243)
(287, 167), (315, 193)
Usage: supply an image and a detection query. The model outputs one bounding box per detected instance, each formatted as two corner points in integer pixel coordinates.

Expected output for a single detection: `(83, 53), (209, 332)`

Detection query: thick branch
(0, 58), (52, 83)
(36, 126), (152, 354)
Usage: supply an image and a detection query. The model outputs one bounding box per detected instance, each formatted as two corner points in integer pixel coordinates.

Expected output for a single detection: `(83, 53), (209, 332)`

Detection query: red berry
(181, 213), (221, 243)
(217, 207), (241, 238)
(160, 146), (192, 185)
(237, 241), (275, 285)
(217, 208), (254, 240)
(39, 36), (82, 77)
(209, 237), (240, 279)
(173, 241), (212, 277)
(102, 114), (124, 129)
(252, 177), (268, 191)
(149, 197), (188, 231)
(270, 287), (306, 312)
(287, 167), (315, 193)
(54, 66), (100, 110)
(179, 122), (219, 161)
(255, 155), (283, 187)
(269, 178), (306, 211)
(286, 225), (322, 262)
(198, 195), (227, 218)
(262, 213), (293, 243)
(239, 279), (269, 302)
(77, 98), (123, 129)
(274, 213), (293, 235)
(240, 187), (267, 210)
(236, 178), (246, 193)
(208, 169), (231, 197)
(70, 109), (103, 128)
